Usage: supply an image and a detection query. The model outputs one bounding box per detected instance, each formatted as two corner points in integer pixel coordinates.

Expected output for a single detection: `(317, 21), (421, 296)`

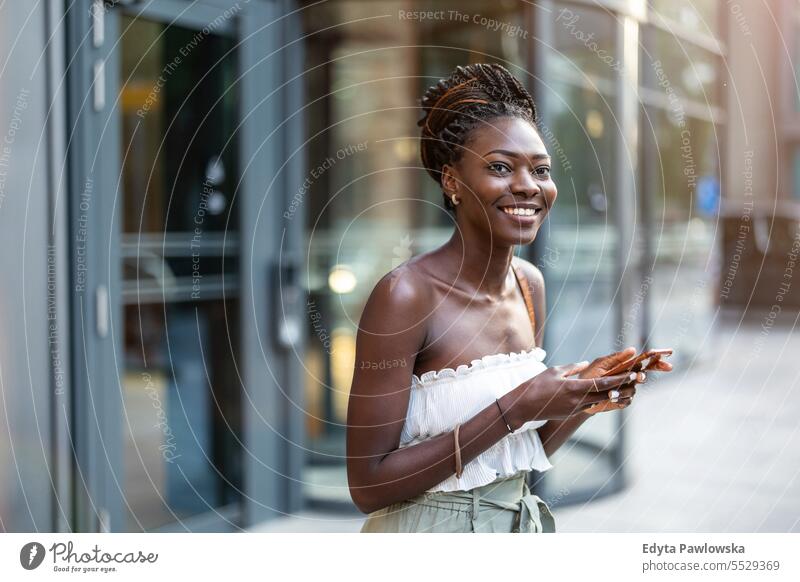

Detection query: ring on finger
(608, 389), (620, 402)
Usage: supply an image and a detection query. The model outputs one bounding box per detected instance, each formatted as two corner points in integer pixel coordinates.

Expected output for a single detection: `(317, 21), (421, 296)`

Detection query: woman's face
(442, 116), (557, 245)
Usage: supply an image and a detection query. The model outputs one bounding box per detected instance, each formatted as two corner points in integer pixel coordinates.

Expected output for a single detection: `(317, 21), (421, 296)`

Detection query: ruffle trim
(412, 346), (546, 385)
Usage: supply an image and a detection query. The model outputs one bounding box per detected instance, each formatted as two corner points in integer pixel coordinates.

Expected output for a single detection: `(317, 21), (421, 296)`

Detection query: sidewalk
(554, 315), (800, 532)
(249, 318), (800, 533)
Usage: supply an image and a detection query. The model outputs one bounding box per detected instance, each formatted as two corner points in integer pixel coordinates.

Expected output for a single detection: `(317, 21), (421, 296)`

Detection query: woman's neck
(440, 232), (516, 300)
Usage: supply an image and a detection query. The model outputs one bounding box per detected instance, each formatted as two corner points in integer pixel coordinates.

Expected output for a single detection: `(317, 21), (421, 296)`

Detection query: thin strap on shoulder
(511, 263), (536, 337)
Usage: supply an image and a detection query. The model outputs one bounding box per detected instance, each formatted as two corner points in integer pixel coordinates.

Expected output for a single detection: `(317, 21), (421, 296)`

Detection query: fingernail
(641, 372), (647, 382)
(629, 372), (637, 381)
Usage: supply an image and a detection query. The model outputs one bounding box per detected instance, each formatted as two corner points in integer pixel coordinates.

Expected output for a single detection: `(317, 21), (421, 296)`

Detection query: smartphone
(602, 348), (673, 377)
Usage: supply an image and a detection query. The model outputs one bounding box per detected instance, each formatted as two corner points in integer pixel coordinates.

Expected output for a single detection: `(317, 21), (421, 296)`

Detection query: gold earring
(450, 193), (460, 206)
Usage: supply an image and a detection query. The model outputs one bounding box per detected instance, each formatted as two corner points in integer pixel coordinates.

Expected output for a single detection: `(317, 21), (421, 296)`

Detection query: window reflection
(642, 26), (719, 106)
(642, 106), (717, 356)
(549, 3), (618, 88)
(648, 0), (718, 37)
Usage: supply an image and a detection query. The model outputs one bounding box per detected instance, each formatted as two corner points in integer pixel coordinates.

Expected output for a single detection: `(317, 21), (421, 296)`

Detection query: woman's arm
(345, 266), (525, 514)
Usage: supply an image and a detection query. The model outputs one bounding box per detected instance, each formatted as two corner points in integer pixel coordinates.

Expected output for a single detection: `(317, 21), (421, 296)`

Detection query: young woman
(346, 63), (672, 533)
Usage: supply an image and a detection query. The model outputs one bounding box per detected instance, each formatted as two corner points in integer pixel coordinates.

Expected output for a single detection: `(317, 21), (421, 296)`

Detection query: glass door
(117, 11), (242, 531)
(72, 0), (300, 532)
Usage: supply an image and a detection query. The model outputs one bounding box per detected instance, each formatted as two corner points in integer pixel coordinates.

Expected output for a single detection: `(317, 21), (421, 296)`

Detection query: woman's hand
(579, 346), (674, 414)
(500, 361), (640, 426)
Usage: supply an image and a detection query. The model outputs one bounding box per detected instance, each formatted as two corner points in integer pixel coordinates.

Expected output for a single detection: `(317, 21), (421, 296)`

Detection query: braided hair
(417, 63), (539, 211)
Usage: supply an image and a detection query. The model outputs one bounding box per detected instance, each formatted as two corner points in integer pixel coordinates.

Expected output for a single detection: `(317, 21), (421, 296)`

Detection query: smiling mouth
(500, 206), (543, 217)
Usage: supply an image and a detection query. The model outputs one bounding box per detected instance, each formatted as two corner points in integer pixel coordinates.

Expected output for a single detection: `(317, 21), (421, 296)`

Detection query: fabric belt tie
(422, 478), (556, 533)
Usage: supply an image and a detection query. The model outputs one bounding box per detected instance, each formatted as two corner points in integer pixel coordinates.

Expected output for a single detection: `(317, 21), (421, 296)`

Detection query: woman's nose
(511, 170), (541, 197)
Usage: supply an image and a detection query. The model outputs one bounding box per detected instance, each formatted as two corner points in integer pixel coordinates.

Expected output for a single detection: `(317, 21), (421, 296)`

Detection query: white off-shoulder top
(398, 346), (553, 492)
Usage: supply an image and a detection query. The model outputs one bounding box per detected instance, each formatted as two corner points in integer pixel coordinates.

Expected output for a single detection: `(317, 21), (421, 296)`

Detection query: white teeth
(502, 207), (536, 216)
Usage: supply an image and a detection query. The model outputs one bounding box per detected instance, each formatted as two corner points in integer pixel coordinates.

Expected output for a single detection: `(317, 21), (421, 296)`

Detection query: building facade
(2, 0), (779, 532)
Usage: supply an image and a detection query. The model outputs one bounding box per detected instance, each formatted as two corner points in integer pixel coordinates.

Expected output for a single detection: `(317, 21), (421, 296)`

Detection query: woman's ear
(440, 163), (459, 197)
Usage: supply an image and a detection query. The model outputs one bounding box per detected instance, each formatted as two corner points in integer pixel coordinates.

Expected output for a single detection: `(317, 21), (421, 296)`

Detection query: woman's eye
(488, 162), (511, 174)
(534, 166), (551, 177)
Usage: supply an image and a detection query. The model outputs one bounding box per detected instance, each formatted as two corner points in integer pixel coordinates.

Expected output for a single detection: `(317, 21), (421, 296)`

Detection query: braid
(417, 63), (539, 211)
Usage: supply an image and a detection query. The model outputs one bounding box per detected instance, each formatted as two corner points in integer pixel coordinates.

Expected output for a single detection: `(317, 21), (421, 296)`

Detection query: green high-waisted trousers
(360, 470), (556, 533)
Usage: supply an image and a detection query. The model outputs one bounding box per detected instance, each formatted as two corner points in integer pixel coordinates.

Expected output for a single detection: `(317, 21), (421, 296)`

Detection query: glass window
(643, 107), (719, 222)
(641, 105), (719, 358)
(548, 2), (619, 88)
(543, 80), (617, 362)
(648, 0), (718, 37)
(639, 6), (721, 363)
(642, 26), (719, 106)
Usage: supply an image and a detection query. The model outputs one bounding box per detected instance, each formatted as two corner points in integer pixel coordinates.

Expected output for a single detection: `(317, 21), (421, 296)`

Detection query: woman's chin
(494, 217), (542, 242)
(495, 226), (540, 246)
(514, 230), (540, 245)
(493, 208), (546, 242)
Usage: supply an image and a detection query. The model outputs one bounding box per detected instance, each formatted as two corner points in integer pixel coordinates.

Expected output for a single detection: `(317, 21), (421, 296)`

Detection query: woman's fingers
(642, 356), (673, 372)
(652, 359), (673, 371)
(559, 360), (591, 377)
(576, 371), (642, 392)
(583, 391), (636, 413)
(605, 346), (637, 365)
(586, 347), (636, 372)
(616, 387), (637, 399)
(580, 385), (637, 405)
(583, 399), (629, 414)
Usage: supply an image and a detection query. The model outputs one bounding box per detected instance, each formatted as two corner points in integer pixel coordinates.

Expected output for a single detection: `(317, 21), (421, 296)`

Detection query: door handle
(274, 254), (302, 349)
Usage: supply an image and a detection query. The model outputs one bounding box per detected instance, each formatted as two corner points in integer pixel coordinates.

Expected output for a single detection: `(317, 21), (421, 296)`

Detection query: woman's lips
(498, 206), (543, 225)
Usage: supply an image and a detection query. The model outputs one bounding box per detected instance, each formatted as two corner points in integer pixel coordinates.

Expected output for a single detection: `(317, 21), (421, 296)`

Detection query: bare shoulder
(359, 260), (432, 334)
(375, 259), (432, 308)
